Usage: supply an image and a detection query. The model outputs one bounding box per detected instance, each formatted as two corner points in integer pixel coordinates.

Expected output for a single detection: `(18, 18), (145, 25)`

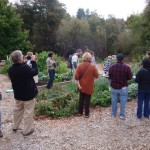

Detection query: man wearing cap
(109, 53), (132, 119)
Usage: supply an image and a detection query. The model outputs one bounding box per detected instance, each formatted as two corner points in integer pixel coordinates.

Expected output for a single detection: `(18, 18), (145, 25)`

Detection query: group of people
(75, 52), (150, 120)
(0, 50), (149, 138)
(75, 53), (132, 119)
(67, 50), (96, 74)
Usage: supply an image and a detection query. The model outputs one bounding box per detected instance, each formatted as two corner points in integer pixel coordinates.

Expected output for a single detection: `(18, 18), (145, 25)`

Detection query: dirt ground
(0, 66), (150, 150)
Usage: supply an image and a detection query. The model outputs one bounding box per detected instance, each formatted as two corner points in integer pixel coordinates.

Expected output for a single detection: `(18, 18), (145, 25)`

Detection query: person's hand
(31, 55), (36, 61)
(78, 83), (82, 90)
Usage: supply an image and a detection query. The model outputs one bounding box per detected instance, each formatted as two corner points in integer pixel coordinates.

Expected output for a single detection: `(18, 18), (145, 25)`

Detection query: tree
(0, 0), (32, 59)
(126, 14), (147, 55)
(105, 17), (125, 54)
(76, 8), (85, 19)
(56, 17), (90, 57)
(15, 0), (66, 52)
(87, 13), (107, 57)
(141, 2), (150, 48)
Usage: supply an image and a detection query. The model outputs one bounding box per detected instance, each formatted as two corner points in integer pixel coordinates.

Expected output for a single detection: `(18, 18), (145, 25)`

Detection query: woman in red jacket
(75, 52), (99, 118)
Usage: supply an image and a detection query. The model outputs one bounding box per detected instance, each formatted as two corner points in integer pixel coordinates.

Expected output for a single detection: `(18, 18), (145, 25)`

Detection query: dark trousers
(47, 69), (55, 89)
(79, 92), (91, 116)
(137, 90), (150, 119)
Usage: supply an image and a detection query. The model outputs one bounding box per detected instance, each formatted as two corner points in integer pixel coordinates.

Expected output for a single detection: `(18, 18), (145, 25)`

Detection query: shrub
(91, 77), (111, 107)
(128, 83), (138, 100)
(0, 59), (12, 74)
(35, 83), (78, 117)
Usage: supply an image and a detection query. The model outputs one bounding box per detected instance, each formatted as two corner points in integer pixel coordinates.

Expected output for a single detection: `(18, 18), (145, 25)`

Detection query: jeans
(73, 62), (77, 69)
(47, 69), (55, 89)
(79, 92), (91, 116)
(137, 90), (150, 119)
(111, 87), (128, 117)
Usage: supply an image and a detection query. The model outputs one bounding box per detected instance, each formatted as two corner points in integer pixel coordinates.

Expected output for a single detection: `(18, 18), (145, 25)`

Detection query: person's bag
(53, 63), (56, 68)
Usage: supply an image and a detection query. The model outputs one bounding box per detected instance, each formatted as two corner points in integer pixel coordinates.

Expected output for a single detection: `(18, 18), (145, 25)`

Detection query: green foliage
(35, 101), (53, 116)
(54, 72), (72, 82)
(130, 63), (141, 75)
(0, 59), (12, 74)
(0, 0), (33, 59)
(36, 51), (48, 73)
(76, 8), (86, 19)
(55, 61), (69, 74)
(91, 77), (111, 107)
(35, 83), (78, 118)
(128, 83), (138, 100)
(94, 77), (109, 91)
(129, 53), (145, 63)
(15, 0), (66, 52)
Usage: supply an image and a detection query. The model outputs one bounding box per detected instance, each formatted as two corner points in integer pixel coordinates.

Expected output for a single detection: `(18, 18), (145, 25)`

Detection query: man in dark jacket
(8, 50), (38, 136)
(109, 53), (132, 119)
(135, 58), (150, 119)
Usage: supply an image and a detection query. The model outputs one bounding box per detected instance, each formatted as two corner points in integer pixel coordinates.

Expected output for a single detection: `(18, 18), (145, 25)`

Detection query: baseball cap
(117, 53), (124, 61)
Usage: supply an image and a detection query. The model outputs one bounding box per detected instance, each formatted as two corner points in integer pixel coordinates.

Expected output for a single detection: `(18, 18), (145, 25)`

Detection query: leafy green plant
(91, 90), (111, 107)
(54, 72), (73, 82)
(91, 77), (111, 107)
(55, 61), (69, 74)
(128, 83), (138, 100)
(35, 83), (78, 117)
(0, 59), (12, 74)
(35, 100), (53, 116)
(36, 51), (48, 73)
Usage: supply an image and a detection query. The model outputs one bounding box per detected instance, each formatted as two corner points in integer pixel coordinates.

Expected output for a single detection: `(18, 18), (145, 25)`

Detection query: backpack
(67, 55), (73, 68)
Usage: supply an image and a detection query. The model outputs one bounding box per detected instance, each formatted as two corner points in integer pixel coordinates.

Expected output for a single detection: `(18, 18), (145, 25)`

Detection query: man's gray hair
(10, 50), (23, 63)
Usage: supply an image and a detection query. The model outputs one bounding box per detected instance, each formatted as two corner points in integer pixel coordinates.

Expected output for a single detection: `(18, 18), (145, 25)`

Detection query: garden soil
(0, 64), (150, 150)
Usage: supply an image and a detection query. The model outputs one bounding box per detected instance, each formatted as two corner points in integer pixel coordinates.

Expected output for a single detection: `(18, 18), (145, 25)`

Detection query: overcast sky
(9, 0), (147, 20)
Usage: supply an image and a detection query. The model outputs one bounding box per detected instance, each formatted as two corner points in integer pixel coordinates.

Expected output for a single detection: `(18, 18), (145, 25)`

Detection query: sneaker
(23, 129), (34, 136)
(12, 127), (22, 132)
(0, 130), (3, 138)
(120, 116), (125, 120)
(12, 128), (17, 132)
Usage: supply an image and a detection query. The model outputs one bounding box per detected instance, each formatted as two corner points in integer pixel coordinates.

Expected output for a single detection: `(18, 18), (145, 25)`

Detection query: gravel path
(0, 70), (150, 150)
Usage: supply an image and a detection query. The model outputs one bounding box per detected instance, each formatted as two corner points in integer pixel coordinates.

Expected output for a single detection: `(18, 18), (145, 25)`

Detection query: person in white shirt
(72, 53), (79, 69)
(91, 53), (96, 65)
